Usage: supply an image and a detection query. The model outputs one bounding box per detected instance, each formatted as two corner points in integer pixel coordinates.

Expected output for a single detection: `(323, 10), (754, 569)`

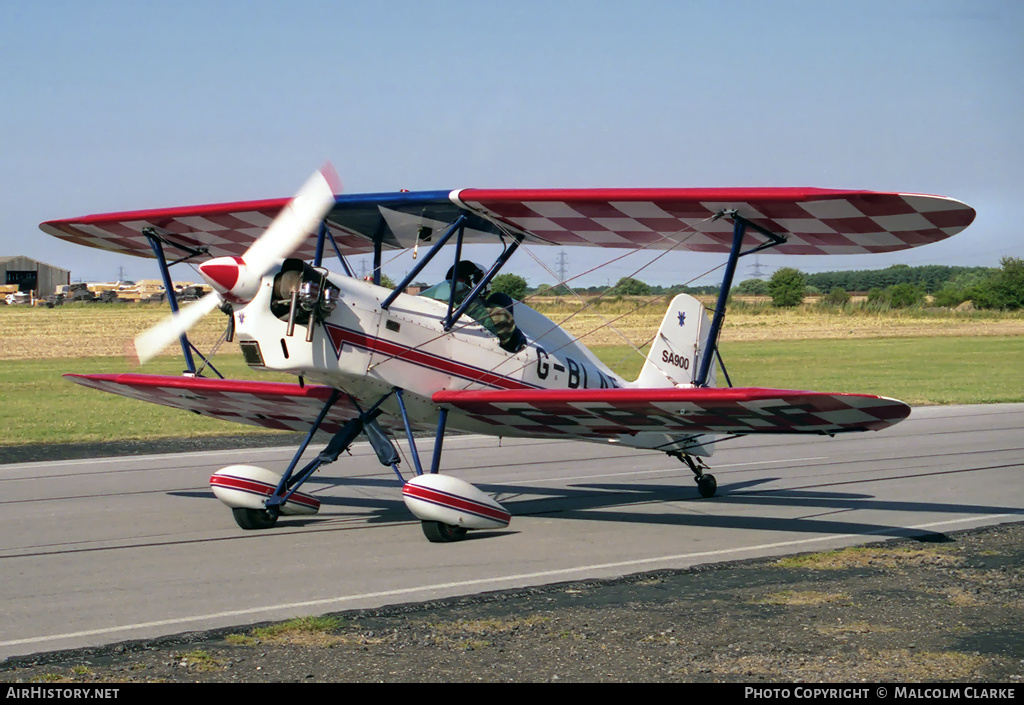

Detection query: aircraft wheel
(232, 507), (279, 530)
(421, 520), (467, 543)
(696, 474), (717, 498)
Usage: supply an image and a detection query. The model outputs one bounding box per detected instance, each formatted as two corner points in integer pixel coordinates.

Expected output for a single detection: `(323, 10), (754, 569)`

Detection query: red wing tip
(319, 162), (342, 195)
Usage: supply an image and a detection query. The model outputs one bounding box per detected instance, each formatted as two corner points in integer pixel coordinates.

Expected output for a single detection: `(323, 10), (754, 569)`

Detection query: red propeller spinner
(199, 256), (264, 303)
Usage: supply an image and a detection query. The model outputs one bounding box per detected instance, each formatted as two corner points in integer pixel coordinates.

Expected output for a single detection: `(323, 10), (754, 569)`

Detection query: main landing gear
(210, 389), (512, 543)
(670, 452), (718, 498)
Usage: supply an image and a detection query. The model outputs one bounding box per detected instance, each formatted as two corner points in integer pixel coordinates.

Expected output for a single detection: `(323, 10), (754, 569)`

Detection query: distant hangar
(1, 256), (70, 296)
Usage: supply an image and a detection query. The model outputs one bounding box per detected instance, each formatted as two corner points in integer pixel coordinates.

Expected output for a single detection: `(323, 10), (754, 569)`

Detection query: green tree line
(453, 259), (1023, 312)
(525, 259), (1023, 311)
(738, 259), (1023, 310)
(804, 264), (996, 294)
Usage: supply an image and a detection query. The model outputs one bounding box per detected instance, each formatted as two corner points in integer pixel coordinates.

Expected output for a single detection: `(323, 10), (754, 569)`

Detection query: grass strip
(1, 336), (1021, 448)
(599, 336), (1024, 406)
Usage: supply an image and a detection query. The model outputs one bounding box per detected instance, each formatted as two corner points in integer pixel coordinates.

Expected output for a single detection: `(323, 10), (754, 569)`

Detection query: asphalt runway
(1, 403), (1022, 661)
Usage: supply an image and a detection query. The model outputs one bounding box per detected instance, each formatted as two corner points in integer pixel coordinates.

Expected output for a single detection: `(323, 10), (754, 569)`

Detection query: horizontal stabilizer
(434, 387), (911, 438)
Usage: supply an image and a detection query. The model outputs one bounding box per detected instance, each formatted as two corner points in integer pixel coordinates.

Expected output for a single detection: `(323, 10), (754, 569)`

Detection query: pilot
(433, 261), (527, 353)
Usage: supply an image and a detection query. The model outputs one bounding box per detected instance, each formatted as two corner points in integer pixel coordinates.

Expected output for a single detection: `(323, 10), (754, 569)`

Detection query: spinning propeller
(132, 164), (341, 365)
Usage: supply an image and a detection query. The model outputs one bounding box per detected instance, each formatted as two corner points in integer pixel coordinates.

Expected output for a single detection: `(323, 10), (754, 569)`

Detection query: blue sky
(2, 0), (1021, 288)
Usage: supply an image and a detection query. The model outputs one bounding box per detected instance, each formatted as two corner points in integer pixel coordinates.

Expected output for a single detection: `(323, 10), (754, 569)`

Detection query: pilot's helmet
(445, 261), (485, 287)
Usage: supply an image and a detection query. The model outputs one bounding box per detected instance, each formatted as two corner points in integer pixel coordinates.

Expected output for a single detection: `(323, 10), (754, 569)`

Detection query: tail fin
(636, 293), (716, 388)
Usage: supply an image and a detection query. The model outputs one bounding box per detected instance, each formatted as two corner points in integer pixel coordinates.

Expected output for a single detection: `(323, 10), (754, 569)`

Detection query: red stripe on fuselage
(325, 324), (533, 391)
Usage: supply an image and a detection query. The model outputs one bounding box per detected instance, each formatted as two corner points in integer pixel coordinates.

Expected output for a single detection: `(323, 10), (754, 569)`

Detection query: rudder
(636, 293), (716, 388)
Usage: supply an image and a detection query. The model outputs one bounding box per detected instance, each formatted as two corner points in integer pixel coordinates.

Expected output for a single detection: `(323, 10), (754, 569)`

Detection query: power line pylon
(555, 250), (569, 284)
(747, 255), (768, 279)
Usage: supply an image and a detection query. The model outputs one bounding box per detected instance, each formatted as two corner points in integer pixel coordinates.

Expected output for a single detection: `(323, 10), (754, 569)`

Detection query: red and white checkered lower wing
(433, 387), (911, 439)
(65, 373), (363, 434)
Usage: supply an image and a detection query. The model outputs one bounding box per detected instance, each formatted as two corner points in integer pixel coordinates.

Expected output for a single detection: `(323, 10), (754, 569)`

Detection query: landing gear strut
(670, 453), (718, 498)
(213, 391), (399, 532)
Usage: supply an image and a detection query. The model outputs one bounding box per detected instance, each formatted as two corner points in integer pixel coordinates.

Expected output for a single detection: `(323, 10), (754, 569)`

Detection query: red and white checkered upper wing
(455, 188), (976, 254)
(39, 198), (383, 261)
(41, 187), (975, 261)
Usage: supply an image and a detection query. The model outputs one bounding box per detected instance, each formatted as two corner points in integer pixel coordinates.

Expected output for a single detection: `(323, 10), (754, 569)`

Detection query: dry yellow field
(559, 310), (1024, 347)
(1, 301), (1022, 360)
(531, 298), (1024, 348)
(0, 305), (242, 360)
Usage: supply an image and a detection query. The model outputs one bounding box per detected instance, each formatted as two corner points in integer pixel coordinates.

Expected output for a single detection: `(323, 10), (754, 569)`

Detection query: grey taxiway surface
(1, 403), (1021, 661)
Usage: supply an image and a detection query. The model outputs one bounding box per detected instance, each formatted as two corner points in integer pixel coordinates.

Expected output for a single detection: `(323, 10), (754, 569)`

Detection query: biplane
(40, 165), (976, 541)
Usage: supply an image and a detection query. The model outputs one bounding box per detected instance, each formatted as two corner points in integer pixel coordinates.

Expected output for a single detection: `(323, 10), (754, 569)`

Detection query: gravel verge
(3, 521), (1022, 683)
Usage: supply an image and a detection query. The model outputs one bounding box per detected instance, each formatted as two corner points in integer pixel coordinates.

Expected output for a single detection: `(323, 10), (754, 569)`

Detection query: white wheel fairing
(210, 464), (320, 515)
(402, 474), (510, 530)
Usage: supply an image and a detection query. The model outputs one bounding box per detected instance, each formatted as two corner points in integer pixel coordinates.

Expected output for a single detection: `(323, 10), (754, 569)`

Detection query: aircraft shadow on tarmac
(167, 459), (1024, 542)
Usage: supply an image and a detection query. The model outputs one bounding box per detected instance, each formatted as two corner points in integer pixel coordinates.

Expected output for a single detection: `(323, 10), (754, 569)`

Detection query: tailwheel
(232, 507), (279, 530)
(696, 474), (718, 498)
(671, 452), (718, 498)
(421, 520), (468, 543)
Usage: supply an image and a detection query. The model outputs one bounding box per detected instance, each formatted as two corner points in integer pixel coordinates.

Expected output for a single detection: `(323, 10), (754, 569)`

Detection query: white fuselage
(233, 271), (634, 436)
